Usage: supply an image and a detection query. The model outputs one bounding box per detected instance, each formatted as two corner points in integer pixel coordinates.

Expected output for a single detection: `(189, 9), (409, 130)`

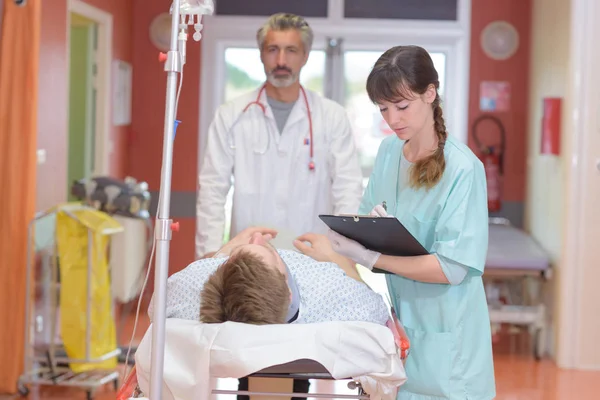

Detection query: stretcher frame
(215, 360), (370, 400)
(17, 205), (122, 400)
(485, 217), (551, 360)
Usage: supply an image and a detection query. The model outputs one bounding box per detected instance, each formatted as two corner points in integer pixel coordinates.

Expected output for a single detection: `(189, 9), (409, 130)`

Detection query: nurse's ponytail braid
(409, 94), (447, 189)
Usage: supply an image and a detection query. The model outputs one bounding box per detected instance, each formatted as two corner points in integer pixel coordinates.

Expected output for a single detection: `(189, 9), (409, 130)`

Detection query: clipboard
(319, 214), (429, 274)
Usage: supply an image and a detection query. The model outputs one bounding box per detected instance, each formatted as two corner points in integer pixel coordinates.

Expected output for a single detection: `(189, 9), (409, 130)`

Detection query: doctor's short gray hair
(256, 13), (314, 53)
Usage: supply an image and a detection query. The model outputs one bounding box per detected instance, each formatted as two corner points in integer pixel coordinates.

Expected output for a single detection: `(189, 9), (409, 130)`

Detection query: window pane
(224, 48), (325, 102)
(345, 0), (458, 21)
(216, 0), (328, 17)
(343, 50), (446, 181)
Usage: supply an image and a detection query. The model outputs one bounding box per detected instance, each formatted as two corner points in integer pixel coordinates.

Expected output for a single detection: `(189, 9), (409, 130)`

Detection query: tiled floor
(3, 303), (600, 400)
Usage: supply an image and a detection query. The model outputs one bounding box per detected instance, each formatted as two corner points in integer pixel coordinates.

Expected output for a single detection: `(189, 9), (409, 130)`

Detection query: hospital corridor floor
(4, 301), (599, 400)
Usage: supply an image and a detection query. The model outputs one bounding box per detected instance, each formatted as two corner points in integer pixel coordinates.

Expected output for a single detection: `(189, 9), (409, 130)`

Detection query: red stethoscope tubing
(243, 84), (315, 170)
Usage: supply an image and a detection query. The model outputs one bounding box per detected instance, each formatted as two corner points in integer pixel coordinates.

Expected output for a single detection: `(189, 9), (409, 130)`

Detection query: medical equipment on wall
(228, 83), (316, 170)
(17, 204), (123, 399)
(71, 176), (151, 219)
(471, 114), (506, 213)
(71, 176), (154, 303)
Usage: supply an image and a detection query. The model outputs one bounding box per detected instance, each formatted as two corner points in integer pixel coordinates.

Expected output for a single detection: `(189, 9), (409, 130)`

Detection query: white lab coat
(195, 87), (363, 257)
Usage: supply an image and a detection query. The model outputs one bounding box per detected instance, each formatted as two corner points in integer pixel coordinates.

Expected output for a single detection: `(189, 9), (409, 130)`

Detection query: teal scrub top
(359, 134), (496, 400)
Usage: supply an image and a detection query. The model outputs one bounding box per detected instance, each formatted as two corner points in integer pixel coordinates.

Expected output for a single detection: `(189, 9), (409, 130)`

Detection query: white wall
(529, 0), (600, 369)
(525, 0), (571, 358)
(557, 0), (600, 369)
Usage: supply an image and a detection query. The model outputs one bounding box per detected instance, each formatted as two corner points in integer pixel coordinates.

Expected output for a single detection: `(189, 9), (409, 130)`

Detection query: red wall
(468, 0), (532, 203)
(36, 0), (133, 212)
(129, 0), (202, 274)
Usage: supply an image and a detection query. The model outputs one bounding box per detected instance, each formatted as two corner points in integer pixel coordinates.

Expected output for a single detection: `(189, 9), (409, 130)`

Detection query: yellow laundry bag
(55, 204), (123, 372)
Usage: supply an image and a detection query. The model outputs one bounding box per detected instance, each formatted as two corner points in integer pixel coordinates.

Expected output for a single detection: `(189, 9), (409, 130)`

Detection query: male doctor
(196, 13), (363, 259)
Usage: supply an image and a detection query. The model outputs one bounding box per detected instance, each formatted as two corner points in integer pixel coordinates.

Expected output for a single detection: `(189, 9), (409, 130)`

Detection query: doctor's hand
(293, 233), (336, 263)
(326, 230), (381, 270)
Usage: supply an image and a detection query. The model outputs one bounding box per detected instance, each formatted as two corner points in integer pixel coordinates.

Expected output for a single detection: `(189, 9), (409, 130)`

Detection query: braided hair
(366, 45), (447, 189)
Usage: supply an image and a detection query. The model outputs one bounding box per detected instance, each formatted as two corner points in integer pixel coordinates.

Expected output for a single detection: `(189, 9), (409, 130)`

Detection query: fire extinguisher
(471, 115), (506, 213)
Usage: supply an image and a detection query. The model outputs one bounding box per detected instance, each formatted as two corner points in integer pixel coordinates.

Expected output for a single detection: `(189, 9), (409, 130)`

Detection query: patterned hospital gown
(148, 250), (390, 325)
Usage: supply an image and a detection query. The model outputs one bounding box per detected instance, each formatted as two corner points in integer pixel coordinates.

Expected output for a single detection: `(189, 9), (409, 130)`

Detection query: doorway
(66, 0), (112, 198)
(67, 14), (97, 199)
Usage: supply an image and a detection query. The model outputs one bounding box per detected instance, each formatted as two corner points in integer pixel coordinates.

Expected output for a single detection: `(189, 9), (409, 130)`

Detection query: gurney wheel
(86, 389), (94, 400)
(17, 382), (29, 397)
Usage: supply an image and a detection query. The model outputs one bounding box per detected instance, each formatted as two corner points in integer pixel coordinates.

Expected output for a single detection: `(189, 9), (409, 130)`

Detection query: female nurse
(327, 45), (496, 399)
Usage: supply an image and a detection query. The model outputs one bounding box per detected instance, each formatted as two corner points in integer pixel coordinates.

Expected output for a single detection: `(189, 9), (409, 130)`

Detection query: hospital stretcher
(485, 218), (551, 359)
(119, 318), (409, 400)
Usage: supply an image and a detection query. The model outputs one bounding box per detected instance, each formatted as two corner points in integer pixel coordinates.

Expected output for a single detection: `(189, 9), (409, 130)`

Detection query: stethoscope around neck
(226, 83), (316, 171)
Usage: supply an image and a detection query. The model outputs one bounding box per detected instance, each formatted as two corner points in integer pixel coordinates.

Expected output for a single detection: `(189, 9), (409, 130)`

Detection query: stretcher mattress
(135, 319), (406, 400)
(486, 224), (550, 270)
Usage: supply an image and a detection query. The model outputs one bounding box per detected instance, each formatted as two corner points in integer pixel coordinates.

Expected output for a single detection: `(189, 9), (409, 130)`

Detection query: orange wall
(468, 0), (532, 204)
(36, 0), (133, 212)
(129, 0), (202, 274)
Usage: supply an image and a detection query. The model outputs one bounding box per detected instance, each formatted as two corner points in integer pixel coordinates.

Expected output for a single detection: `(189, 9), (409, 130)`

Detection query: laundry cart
(17, 203), (124, 400)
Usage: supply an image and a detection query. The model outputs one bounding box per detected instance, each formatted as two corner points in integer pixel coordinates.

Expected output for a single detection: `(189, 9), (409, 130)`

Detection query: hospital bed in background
(123, 319), (408, 400)
(485, 217), (551, 360)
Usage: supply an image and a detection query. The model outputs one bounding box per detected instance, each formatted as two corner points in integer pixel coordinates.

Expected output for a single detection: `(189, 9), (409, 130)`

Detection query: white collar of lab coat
(255, 84), (312, 130)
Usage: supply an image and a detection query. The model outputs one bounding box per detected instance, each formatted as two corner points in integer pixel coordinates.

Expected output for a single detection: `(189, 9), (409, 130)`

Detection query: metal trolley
(17, 204), (122, 400)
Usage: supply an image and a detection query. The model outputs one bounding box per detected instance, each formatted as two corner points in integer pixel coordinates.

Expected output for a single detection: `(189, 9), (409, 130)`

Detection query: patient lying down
(147, 227), (389, 326)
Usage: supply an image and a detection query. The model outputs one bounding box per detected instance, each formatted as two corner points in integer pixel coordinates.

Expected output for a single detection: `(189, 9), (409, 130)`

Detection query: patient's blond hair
(199, 251), (290, 325)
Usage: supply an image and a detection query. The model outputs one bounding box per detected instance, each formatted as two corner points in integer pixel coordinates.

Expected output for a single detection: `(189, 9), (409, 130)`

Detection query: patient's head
(199, 246), (291, 325)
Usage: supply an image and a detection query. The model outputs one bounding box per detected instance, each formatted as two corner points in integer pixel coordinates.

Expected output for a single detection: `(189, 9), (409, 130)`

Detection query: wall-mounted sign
(480, 81), (511, 112)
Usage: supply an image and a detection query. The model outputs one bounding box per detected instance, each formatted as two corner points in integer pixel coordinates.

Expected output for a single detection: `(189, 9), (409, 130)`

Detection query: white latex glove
(369, 204), (394, 218)
(326, 230), (381, 270)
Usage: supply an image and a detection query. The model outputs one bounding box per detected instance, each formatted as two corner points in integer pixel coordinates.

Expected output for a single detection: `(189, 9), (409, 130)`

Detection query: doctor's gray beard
(267, 71), (299, 88)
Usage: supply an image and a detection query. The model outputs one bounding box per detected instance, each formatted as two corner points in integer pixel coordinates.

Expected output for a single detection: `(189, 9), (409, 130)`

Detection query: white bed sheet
(135, 319), (407, 400)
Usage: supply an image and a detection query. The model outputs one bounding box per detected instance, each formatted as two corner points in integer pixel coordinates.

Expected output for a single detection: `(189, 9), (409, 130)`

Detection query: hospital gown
(148, 250), (390, 325)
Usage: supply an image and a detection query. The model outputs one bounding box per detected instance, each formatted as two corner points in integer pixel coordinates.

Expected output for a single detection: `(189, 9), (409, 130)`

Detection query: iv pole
(149, 1), (212, 398)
